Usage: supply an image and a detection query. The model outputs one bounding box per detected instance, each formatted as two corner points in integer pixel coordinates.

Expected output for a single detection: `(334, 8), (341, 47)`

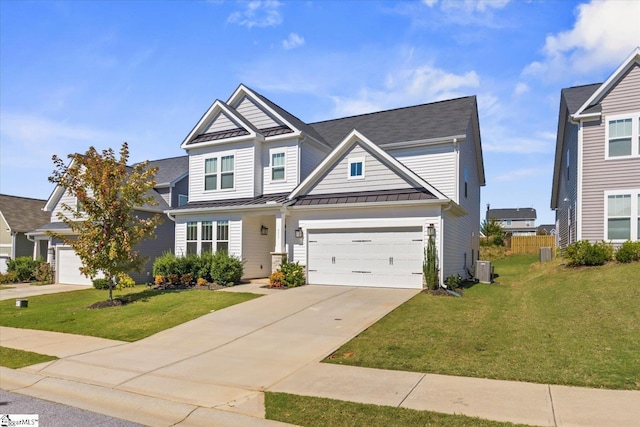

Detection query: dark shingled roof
(487, 208), (537, 221)
(142, 155), (189, 187)
(309, 96), (476, 148)
(172, 193), (290, 210)
(293, 188), (437, 206)
(0, 194), (50, 232)
(561, 83), (601, 115)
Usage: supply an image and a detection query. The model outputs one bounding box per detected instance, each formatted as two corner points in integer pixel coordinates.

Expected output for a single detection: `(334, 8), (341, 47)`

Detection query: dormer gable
(180, 100), (262, 150)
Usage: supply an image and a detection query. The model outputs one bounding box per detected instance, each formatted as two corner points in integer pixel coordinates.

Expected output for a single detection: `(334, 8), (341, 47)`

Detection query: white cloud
(513, 82), (529, 96)
(483, 130), (556, 154)
(227, 1), (283, 28)
(282, 33), (304, 50)
(331, 63), (480, 117)
(524, 0), (640, 79)
(493, 167), (547, 182)
(417, 0), (510, 26)
(427, 0), (510, 12)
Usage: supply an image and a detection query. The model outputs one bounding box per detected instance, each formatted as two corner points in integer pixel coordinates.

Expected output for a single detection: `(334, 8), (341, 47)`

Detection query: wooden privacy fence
(510, 235), (556, 255)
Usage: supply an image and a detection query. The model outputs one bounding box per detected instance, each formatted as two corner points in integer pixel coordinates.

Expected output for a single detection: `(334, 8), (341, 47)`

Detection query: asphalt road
(0, 389), (143, 427)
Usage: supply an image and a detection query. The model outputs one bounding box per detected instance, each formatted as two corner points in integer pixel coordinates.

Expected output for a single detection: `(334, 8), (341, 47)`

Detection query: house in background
(168, 84), (485, 288)
(551, 47), (640, 248)
(486, 206), (537, 236)
(537, 224), (556, 236)
(0, 194), (51, 272)
(27, 156), (188, 285)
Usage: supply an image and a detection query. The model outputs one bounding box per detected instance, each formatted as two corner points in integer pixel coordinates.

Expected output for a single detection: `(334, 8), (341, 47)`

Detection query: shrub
(154, 275), (165, 285)
(0, 271), (18, 284)
(34, 262), (55, 284)
(116, 273), (136, 289)
(153, 252), (178, 277)
(7, 256), (41, 282)
(565, 240), (613, 266)
(167, 274), (180, 285)
(180, 273), (194, 286)
(444, 273), (463, 289)
(210, 250), (244, 286)
(615, 240), (640, 263)
(279, 259), (305, 288)
(93, 278), (111, 290)
(193, 252), (214, 282)
(196, 277), (208, 287)
(269, 270), (285, 288)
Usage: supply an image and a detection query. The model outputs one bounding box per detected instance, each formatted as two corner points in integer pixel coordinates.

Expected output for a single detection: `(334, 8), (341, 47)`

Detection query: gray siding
(156, 187), (171, 207)
(130, 210), (175, 284)
(308, 144), (413, 196)
(391, 144), (456, 199)
(206, 111), (241, 133)
(171, 176), (189, 207)
(234, 96), (280, 130)
(555, 121), (579, 248)
(300, 141), (328, 180)
(14, 233), (34, 258)
(581, 63), (640, 243)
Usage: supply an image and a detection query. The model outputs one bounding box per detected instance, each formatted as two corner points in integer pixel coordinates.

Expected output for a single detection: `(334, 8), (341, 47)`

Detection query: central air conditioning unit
(475, 261), (493, 284)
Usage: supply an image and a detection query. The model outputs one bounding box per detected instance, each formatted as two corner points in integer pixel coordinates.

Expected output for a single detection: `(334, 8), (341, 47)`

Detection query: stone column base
(270, 252), (288, 273)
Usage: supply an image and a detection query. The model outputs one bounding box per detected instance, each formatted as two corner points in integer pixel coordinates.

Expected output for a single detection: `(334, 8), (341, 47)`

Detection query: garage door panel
(57, 248), (93, 286)
(307, 228), (423, 289)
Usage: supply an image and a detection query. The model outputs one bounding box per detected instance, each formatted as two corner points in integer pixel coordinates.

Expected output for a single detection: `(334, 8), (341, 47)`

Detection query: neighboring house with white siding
(27, 156), (188, 285)
(169, 84), (485, 288)
(551, 47), (640, 248)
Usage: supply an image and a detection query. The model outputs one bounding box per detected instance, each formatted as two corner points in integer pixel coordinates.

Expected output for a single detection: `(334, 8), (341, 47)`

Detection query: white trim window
(186, 222), (198, 255)
(185, 220), (230, 255)
(606, 113), (640, 159)
(348, 157), (365, 180)
(201, 221), (213, 254)
(271, 151), (286, 181)
(217, 220), (229, 252)
(204, 154), (235, 191)
(606, 190), (640, 241)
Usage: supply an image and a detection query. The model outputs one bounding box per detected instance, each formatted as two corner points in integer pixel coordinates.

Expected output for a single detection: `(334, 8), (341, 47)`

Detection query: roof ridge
(309, 95), (476, 126)
(562, 82), (602, 91)
(0, 194), (47, 202)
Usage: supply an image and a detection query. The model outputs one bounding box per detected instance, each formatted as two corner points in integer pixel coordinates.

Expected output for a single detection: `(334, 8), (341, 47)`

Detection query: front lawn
(0, 346), (57, 369)
(265, 392), (535, 427)
(0, 286), (260, 342)
(326, 255), (640, 390)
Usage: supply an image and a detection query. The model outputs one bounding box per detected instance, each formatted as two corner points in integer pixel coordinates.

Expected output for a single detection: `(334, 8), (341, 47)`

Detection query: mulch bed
(88, 298), (128, 309)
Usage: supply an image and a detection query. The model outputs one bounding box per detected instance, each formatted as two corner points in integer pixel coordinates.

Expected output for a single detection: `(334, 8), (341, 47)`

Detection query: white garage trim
(56, 246), (93, 286)
(307, 227), (424, 289)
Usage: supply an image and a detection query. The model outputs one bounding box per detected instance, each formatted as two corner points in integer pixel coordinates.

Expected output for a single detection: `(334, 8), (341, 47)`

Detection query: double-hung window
(271, 152), (286, 181)
(348, 157), (364, 179)
(186, 222), (198, 255)
(185, 220), (230, 255)
(217, 220), (229, 252)
(204, 154), (234, 191)
(201, 221), (213, 254)
(606, 113), (640, 158)
(606, 191), (640, 241)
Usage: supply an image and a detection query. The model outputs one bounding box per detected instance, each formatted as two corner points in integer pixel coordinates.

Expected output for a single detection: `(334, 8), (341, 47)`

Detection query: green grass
(326, 255), (640, 390)
(0, 346), (57, 368)
(0, 285), (260, 342)
(265, 392), (535, 427)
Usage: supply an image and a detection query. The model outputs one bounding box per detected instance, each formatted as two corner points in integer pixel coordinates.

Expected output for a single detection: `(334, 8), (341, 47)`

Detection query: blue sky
(1, 0), (639, 225)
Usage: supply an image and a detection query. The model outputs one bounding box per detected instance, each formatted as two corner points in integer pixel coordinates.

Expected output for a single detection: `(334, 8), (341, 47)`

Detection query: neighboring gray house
(28, 156), (188, 285)
(168, 84), (485, 288)
(0, 194), (50, 271)
(486, 207), (537, 236)
(551, 47), (640, 248)
(537, 224), (556, 236)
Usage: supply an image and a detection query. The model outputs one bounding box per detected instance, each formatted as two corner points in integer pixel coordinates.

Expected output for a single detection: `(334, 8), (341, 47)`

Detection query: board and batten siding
(174, 214), (242, 259)
(307, 144), (413, 196)
(390, 144), (456, 199)
(580, 63), (640, 243)
(187, 143), (256, 202)
(233, 96), (281, 130)
(262, 139), (300, 194)
(241, 214), (275, 278)
(206, 111), (243, 134)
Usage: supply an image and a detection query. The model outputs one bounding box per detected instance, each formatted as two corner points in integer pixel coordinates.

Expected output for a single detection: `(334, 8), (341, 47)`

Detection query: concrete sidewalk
(2, 284), (639, 426)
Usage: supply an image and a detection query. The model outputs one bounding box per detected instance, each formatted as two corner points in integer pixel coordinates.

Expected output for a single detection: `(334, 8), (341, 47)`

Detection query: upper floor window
(348, 157), (364, 179)
(178, 194), (188, 207)
(606, 191), (640, 241)
(271, 152), (285, 181)
(505, 220), (512, 226)
(606, 113), (640, 159)
(204, 154), (235, 191)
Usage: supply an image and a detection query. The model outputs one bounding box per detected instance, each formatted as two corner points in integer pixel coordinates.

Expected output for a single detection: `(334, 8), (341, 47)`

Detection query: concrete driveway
(0, 282), (88, 301)
(18, 285), (418, 416)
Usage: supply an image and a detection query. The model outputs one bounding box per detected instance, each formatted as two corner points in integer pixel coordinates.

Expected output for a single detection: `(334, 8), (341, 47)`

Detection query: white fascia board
(180, 100), (261, 149)
(574, 47), (640, 117)
(380, 134), (466, 150)
(265, 131), (303, 143)
(570, 112), (601, 122)
(166, 203), (285, 216)
(290, 129), (449, 200)
(289, 198), (450, 212)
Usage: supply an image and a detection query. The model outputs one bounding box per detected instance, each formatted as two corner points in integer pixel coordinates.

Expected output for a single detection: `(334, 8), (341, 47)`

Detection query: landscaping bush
(193, 251), (214, 282)
(116, 273), (136, 289)
(565, 240), (613, 266)
(93, 278), (111, 290)
(0, 271), (18, 284)
(269, 270), (285, 288)
(7, 256), (41, 282)
(152, 252), (178, 277)
(444, 274), (463, 289)
(34, 262), (55, 284)
(279, 259), (305, 288)
(210, 250), (243, 286)
(615, 240), (640, 263)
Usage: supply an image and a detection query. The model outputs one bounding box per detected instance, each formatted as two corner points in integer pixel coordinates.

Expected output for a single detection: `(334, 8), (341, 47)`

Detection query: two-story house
(486, 207), (537, 236)
(28, 155), (188, 285)
(168, 84), (485, 288)
(551, 47), (640, 248)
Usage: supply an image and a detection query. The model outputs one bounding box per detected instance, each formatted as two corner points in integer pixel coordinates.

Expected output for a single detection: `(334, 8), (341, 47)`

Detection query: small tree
(48, 142), (162, 302)
(423, 233), (439, 290)
(481, 218), (505, 246)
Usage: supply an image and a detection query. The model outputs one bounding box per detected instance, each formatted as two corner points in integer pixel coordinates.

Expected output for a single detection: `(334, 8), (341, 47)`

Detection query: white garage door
(307, 228), (424, 289)
(57, 248), (93, 286)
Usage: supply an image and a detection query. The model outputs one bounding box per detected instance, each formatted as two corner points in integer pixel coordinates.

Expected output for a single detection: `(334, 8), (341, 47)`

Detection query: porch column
(271, 209), (288, 273)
